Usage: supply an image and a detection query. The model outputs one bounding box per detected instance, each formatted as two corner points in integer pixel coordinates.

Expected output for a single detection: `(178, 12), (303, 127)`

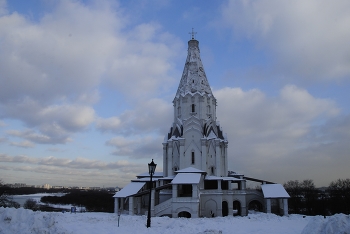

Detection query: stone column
(240, 196), (247, 216)
(179, 138), (185, 169)
(114, 197), (119, 213)
(167, 141), (173, 176)
(192, 184), (198, 198)
(228, 199), (233, 216)
(120, 198), (124, 211)
(224, 144), (228, 176)
(129, 197), (134, 215)
(201, 139), (207, 175)
(137, 197), (141, 215)
(218, 180), (222, 191)
(172, 184), (177, 198)
(217, 196), (222, 217)
(266, 199), (271, 213)
(162, 143), (168, 177)
(215, 140), (221, 176)
(283, 198), (288, 216)
(241, 180), (246, 190)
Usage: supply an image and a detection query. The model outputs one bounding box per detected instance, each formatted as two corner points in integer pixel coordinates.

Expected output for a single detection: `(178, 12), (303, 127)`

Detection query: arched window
(177, 106), (181, 117)
(191, 104), (195, 112)
(211, 166), (214, 175)
(191, 152), (195, 164)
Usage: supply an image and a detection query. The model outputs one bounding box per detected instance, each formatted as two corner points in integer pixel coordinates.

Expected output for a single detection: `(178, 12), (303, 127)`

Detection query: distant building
(113, 36), (290, 218)
(43, 184), (51, 189)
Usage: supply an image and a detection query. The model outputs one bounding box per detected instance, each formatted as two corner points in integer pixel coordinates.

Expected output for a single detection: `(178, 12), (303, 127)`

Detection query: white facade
(113, 37), (289, 218)
(163, 39), (228, 178)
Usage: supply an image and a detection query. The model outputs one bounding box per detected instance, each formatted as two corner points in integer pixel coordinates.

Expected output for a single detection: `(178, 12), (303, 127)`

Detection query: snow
(301, 214), (350, 234)
(171, 173), (201, 184)
(175, 167), (205, 173)
(0, 207), (318, 234)
(261, 184), (290, 198)
(205, 176), (243, 181)
(113, 182), (145, 198)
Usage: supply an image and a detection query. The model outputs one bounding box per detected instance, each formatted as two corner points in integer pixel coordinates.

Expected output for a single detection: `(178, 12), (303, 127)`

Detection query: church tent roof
(261, 184), (290, 198)
(113, 182), (146, 198)
(171, 173), (201, 184)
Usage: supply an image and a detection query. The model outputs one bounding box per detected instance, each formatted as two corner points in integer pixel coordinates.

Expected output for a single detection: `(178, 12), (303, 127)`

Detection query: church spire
(175, 36), (213, 98)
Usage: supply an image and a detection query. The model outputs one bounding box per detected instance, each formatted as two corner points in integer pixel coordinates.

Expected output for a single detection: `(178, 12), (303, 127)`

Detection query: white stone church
(113, 36), (290, 218)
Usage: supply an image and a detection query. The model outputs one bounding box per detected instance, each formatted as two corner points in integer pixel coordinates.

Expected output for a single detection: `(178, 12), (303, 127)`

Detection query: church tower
(163, 36), (228, 177)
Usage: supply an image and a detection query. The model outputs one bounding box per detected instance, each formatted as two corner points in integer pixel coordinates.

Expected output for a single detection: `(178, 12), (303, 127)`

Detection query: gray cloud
(0, 1), (180, 145)
(106, 135), (163, 160)
(214, 85), (346, 186)
(0, 152), (146, 186)
(0, 154), (142, 171)
(96, 98), (172, 136)
(220, 0), (350, 81)
(10, 141), (35, 148)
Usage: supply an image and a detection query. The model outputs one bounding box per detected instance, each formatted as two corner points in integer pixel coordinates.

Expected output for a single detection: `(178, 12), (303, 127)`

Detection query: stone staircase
(154, 198), (172, 217)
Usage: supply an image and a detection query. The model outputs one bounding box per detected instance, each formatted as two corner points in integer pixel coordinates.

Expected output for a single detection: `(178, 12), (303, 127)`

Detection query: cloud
(0, 137), (7, 143)
(214, 85), (343, 185)
(96, 98), (172, 135)
(106, 135), (163, 159)
(10, 140), (35, 148)
(0, 0), (180, 145)
(220, 0), (350, 81)
(0, 153), (146, 186)
(0, 154), (142, 171)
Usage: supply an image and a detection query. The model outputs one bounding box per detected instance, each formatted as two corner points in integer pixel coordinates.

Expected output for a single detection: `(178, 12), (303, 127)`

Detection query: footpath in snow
(0, 207), (349, 234)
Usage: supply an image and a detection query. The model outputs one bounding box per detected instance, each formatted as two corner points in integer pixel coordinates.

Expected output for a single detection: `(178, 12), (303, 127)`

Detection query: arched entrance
(248, 200), (263, 212)
(222, 201), (228, 216)
(232, 200), (241, 216)
(178, 211), (191, 218)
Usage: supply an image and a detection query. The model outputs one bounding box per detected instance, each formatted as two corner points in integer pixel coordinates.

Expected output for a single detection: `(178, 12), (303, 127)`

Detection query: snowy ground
(0, 207), (349, 234)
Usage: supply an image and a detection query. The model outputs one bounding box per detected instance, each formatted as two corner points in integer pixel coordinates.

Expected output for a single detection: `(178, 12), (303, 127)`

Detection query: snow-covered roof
(132, 178), (159, 182)
(113, 182), (145, 198)
(158, 176), (175, 180)
(261, 184), (290, 198)
(175, 167), (205, 174)
(171, 173), (201, 184)
(205, 176), (243, 181)
(207, 131), (217, 139)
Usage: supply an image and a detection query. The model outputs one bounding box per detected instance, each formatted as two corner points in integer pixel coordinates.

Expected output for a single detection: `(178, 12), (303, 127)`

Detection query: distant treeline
(40, 190), (114, 213)
(284, 178), (350, 215)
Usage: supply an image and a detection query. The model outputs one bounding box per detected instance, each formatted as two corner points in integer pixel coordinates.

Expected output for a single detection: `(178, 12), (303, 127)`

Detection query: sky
(1, 0), (350, 188)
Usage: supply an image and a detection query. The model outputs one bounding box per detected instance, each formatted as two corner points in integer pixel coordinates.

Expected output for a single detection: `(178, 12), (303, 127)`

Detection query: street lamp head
(148, 159), (157, 175)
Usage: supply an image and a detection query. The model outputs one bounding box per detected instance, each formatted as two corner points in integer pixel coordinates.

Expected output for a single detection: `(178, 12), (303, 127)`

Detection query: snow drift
(0, 207), (348, 234)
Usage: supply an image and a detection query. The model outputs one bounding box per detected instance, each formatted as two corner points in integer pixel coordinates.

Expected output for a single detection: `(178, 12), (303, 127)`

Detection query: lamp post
(147, 159), (157, 228)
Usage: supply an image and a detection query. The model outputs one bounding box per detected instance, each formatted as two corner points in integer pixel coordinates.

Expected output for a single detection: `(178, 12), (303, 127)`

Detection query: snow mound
(301, 214), (350, 234)
(0, 207), (309, 234)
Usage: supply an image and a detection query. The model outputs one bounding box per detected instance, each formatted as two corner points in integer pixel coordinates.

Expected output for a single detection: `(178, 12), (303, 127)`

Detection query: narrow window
(191, 104), (195, 112)
(191, 152), (195, 164)
(178, 106), (181, 117)
(211, 167), (214, 175)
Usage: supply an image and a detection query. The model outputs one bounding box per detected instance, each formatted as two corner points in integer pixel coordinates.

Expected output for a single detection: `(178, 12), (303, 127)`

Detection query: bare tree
(328, 178), (350, 214)
(24, 199), (38, 210)
(0, 179), (20, 208)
